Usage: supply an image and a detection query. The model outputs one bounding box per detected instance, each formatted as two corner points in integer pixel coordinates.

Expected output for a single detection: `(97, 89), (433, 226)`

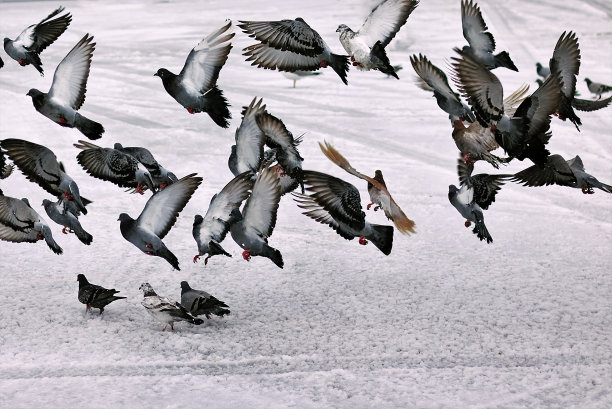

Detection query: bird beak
(153, 72), (159, 77)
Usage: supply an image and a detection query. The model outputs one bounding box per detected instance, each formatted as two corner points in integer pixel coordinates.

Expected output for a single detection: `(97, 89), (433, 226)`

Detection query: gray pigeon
(293, 170), (394, 255)
(113, 143), (178, 192)
(42, 199), (92, 245)
(1, 138), (91, 215)
(180, 281), (230, 319)
(119, 174), (202, 270)
(155, 20), (234, 128)
(3, 6), (71, 75)
(460, 0), (517, 71)
(228, 97), (267, 176)
(584, 78), (612, 99)
(77, 274), (125, 314)
(238, 18), (350, 85)
(26, 34), (104, 140)
(75, 140), (156, 194)
(535, 62), (550, 79)
(336, 0), (419, 78)
(0, 148), (15, 179)
(193, 171), (253, 265)
(281, 70), (322, 88)
(140, 283), (204, 331)
(512, 154), (612, 194)
(0, 191), (62, 254)
(230, 166), (284, 268)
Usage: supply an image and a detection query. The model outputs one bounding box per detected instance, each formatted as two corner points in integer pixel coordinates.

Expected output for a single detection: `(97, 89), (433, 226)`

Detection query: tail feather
(371, 42), (398, 79)
(328, 53), (349, 85)
(572, 96), (612, 112)
(494, 51), (518, 72)
(367, 224), (394, 255)
(159, 247), (180, 270)
(74, 113), (104, 140)
(263, 246), (284, 268)
(204, 85), (231, 128)
(558, 96), (581, 131)
(473, 219), (493, 244)
(73, 224), (93, 245)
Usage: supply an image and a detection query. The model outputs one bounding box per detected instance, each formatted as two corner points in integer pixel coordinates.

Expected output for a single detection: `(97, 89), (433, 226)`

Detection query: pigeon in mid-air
(155, 20), (234, 128)
(113, 143), (178, 192)
(26, 34), (104, 140)
(238, 18), (350, 85)
(584, 78), (612, 100)
(119, 174), (202, 270)
(293, 170), (394, 255)
(77, 274), (125, 314)
(228, 97), (267, 176)
(336, 0), (419, 78)
(180, 281), (230, 319)
(139, 283), (204, 331)
(512, 154), (612, 194)
(460, 0), (518, 71)
(230, 166), (284, 268)
(3, 6), (71, 75)
(448, 158), (510, 244)
(75, 140), (156, 195)
(0, 191), (62, 254)
(318, 141), (415, 235)
(193, 171), (253, 265)
(282, 70), (322, 88)
(1, 138), (91, 215)
(42, 199), (92, 245)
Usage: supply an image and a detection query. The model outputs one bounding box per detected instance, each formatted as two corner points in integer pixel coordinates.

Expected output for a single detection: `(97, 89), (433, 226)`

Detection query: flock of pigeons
(1, 1), (611, 329)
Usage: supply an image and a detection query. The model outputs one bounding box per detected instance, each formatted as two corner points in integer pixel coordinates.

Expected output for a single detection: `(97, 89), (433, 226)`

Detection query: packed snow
(0, 0), (611, 407)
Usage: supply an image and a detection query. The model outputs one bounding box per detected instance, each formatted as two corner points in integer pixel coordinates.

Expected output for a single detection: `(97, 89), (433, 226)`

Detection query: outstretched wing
(75, 141), (140, 188)
(238, 18), (326, 56)
(512, 154), (576, 187)
(241, 166), (281, 238)
(410, 53), (460, 103)
(549, 31), (580, 99)
(32, 6), (72, 53)
(461, 0), (495, 53)
(358, 0), (419, 48)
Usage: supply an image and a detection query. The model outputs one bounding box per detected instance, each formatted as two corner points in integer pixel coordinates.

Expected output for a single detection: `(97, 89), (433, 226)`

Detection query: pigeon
(584, 78), (612, 99)
(77, 274), (125, 314)
(336, 0), (419, 78)
(0, 191), (62, 254)
(293, 170), (394, 255)
(318, 141), (415, 235)
(112, 143), (178, 192)
(410, 53), (475, 123)
(1, 138), (91, 215)
(118, 174), (202, 270)
(511, 154), (612, 194)
(282, 70), (322, 88)
(140, 283), (204, 331)
(43, 199), (92, 245)
(238, 18), (350, 85)
(229, 166), (284, 268)
(535, 62), (550, 79)
(228, 97), (267, 176)
(74, 140), (156, 194)
(180, 281), (230, 319)
(3, 6), (71, 75)
(193, 171), (253, 265)
(547, 31), (582, 129)
(448, 158), (510, 244)
(26, 34), (104, 140)
(0, 56), (3, 69)
(0, 148), (15, 179)
(155, 20), (234, 128)
(460, 0), (518, 71)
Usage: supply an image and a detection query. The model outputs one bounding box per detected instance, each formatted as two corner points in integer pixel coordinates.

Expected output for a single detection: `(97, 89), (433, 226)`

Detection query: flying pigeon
(26, 34), (104, 140)
(318, 141), (415, 235)
(118, 173), (202, 270)
(193, 171), (253, 265)
(511, 154), (612, 194)
(1, 138), (91, 215)
(77, 274), (125, 314)
(113, 143), (178, 192)
(180, 281), (230, 319)
(281, 70), (322, 88)
(448, 158), (510, 244)
(229, 166), (284, 268)
(238, 18), (350, 85)
(139, 283), (204, 331)
(293, 170), (394, 255)
(43, 199), (92, 245)
(584, 78), (612, 99)
(3, 6), (71, 75)
(535, 62), (550, 79)
(336, 0), (419, 78)
(155, 20), (234, 128)
(228, 97), (267, 176)
(460, 0), (518, 71)
(0, 192), (62, 254)
(74, 140), (156, 194)
(0, 148), (15, 179)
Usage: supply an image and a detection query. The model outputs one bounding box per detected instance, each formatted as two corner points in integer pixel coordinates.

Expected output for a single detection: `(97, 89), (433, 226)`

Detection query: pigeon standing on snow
(336, 0), (419, 78)
(238, 18), (350, 85)
(42, 199), (92, 245)
(193, 171), (253, 265)
(584, 78), (612, 99)
(180, 281), (230, 319)
(118, 174), (202, 270)
(3, 6), (71, 75)
(112, 143), (178, 192)
(26, 34), (104, 140)
(230, 166), (284, 268)
(155, 20), (234, 128)
(139, 283), (203, 331)
(293, 170), (394, 255)
(282, 70), (322, 88)
(77, 274), (125, 314)
(460, 0), (518, 71)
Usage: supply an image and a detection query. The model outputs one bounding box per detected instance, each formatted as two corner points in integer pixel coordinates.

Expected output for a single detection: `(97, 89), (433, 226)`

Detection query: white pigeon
(139, 283), (203, 331)
(281, 70), (322, 88)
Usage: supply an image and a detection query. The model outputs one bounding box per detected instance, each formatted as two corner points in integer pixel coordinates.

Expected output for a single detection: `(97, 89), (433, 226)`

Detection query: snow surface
(0, 0), (611, 407)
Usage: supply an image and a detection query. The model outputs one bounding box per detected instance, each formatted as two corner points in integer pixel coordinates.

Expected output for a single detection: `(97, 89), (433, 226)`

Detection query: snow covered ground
(0, 0), (611, 407)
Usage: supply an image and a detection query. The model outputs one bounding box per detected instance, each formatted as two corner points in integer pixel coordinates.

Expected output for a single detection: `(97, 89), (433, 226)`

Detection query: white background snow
(0, 0), (611, 407)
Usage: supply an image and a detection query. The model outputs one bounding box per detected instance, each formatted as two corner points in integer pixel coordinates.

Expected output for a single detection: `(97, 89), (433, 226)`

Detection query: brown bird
(318, 140), (415, 235)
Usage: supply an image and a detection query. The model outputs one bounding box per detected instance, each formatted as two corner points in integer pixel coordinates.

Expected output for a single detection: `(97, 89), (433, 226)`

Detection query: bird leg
(63, 191), (73, 201)
(36, 232), (44, 241)
(205, 313), (212, 320)
(374, 205), (380, 211)
(58, 116), (68, 127)
(204, 255), (211, 265)
(242, 250), (252, 261)
(159, 182), (167, 190)
(358, 236), (368, 245)
(463, 153), (474, 166)
(193, 254), (200, 263)
(320, 60), (328, 68)
(136, 183), (145, 195)
(464, 220), (471, 227)
(62, 227), (74, 234)
(18, 58), (26, 66)
(187, 108), (195, 114)
(274, 165), (286, 176)
(99, 308), (104, 315)
(581, 186), (594, 194)
(367, 203), (374, 210)
(162, 325), (167, 332)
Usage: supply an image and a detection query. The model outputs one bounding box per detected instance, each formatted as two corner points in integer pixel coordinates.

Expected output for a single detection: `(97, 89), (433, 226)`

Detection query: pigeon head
(180, 281), (191, 292)
(3, 38), (10, 46)
(584, 78), (592, 86)
(336, 24), (351, 34)
(77, 274), (89, 285)
(536, 62), (542, 70)
(448, 184), (459, 198)
(42, 199), (53, 208)
(113, 142), (124, 150)
(117, 213), (132, 223)
(139, 282), (157, 296)
(154, 68), (171, 79)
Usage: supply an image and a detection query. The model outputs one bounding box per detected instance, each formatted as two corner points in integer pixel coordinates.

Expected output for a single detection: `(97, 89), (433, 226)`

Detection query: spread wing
(238, 18), (326, 57)
(0, 196), (38, 231)
(461, 0), (495, 53)
(231, 97), (266, 175)
(513, 74), (562, 138)
(75, 141), (140, 188)
(31, 6), (72, 53)
(410, 53), (460, 104)
(241, 166), (281, 239)
(549, 31), (580, 99)
(511, 154), (576, 187)
(358, 0), (419, 48)
(242, 42), (323, 72)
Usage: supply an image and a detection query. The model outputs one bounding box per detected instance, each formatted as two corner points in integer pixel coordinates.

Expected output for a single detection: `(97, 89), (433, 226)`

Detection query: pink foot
(187, 108), (195, 114)
(367, 203), (373, 210)
(320, 60), (328, 68)
(242, 250), (251, 262)
(464, 220), (471, 228)
(136, 184), (145, 195)
(359, 236), (368, 245)
(18, 58), (26, 66)
(193, 254), (200, 263)
(159, 182), (167, 190)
